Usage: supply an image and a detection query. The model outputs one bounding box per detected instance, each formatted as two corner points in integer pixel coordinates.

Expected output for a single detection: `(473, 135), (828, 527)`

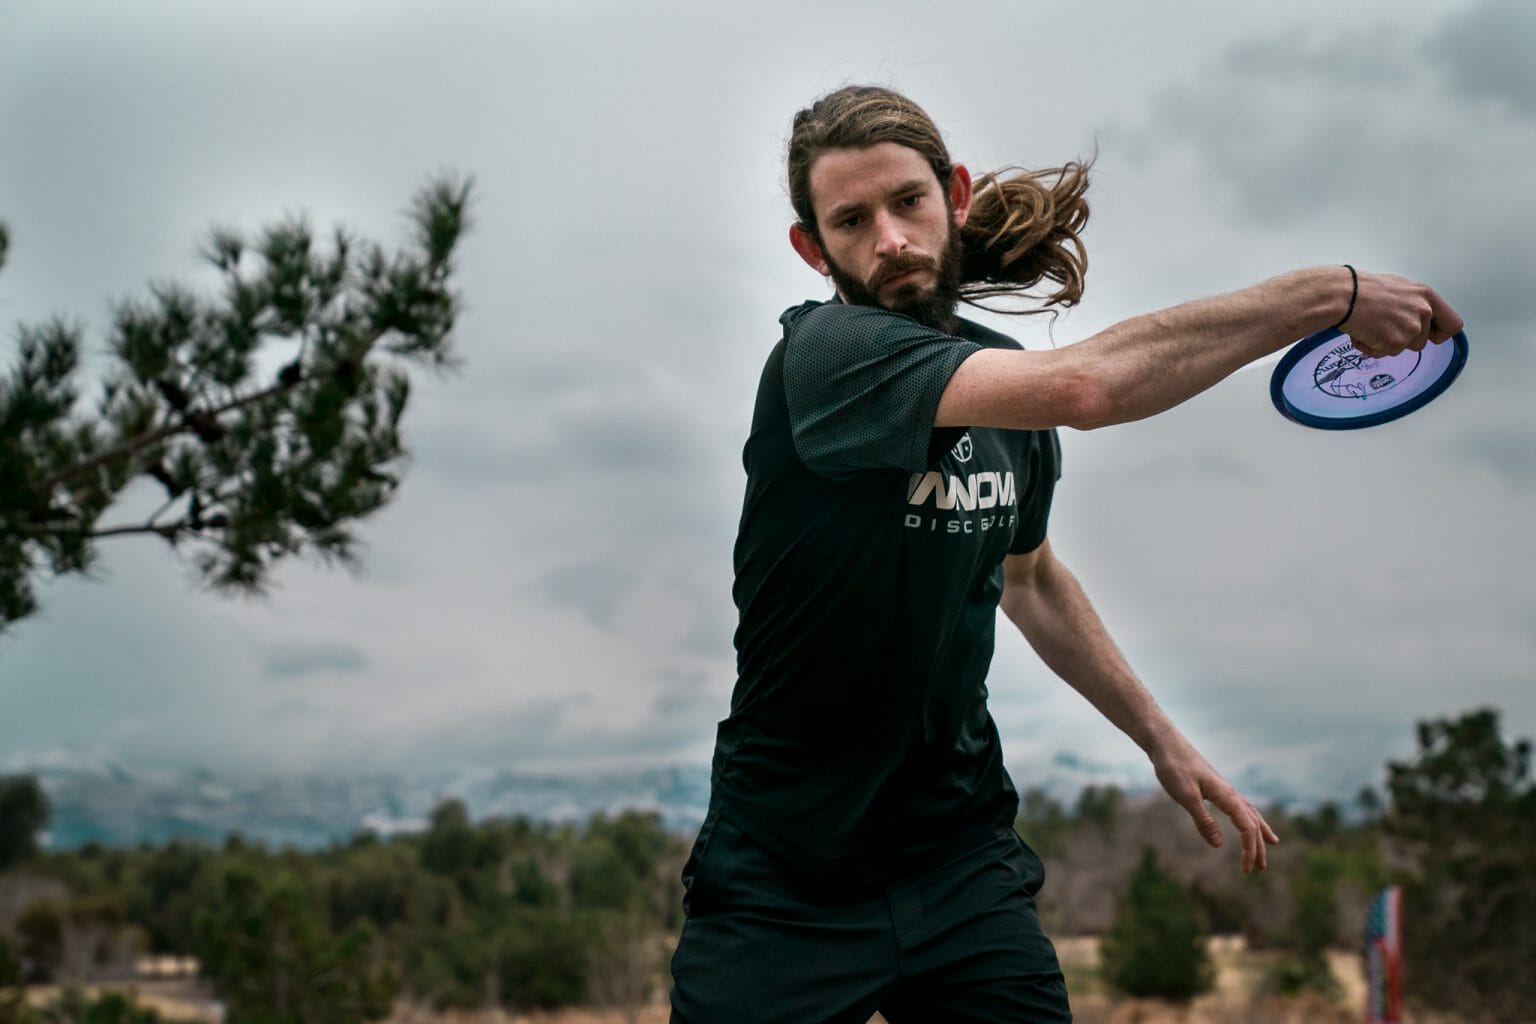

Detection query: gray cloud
(535, 561), (639, 631)
(262, 642), (369, 680)
(1430, 0), (1536, 118)
(1122, 16), (1536, 333)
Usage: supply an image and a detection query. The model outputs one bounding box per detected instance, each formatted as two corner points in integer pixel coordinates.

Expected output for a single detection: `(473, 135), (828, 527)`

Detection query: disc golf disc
(1270, 327), (1469, 430)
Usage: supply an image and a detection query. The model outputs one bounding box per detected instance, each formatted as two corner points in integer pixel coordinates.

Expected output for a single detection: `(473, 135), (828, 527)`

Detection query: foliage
(0, 777), (51, 872)
(1099, 848), (1214, 1002)
(195, 866), (397, 1024)
(0, 933), (18, 988)
(1015, 786), (1071, 857)
(1384, 707), (1536, 1022)
(0, 179), (470, 633)
(1262, 849), (1342, 998)
(6, 806), (687, 1018)
(14, 902), (63, 984)
(0, 988), (199, 1024)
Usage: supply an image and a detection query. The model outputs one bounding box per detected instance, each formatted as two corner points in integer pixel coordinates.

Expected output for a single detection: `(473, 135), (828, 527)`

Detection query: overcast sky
(2, 0), (1532, 805)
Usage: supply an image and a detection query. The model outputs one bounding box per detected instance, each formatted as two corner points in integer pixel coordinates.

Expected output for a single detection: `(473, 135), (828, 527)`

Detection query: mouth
(874, 262), (933, 293)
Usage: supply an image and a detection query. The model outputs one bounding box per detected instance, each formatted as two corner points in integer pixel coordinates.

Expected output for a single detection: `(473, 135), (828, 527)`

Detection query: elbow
(1057, 372), (1116, 431)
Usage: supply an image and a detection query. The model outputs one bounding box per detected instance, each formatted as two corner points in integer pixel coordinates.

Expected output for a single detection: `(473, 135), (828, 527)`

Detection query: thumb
(1189, 803), (1223, 848)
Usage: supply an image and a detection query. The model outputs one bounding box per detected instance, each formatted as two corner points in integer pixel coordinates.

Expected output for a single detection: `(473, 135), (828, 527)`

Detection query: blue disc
(1270, 328), (1469, 430)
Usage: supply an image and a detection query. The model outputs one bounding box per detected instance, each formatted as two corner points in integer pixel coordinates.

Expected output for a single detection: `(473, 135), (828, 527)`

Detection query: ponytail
(960, 160), (1091, 313)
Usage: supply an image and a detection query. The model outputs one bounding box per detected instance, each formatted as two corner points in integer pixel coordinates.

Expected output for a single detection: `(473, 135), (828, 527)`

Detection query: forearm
(1065, 266), (1345, 428)
(1002, 543), (1282, 870)
(1000, 555), (1179, 757)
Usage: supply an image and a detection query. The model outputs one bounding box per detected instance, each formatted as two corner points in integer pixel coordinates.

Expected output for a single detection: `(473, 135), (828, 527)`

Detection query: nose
(872, 210), (907, 258)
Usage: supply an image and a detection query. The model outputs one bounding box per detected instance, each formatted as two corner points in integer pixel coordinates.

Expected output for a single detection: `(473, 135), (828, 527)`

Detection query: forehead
(807, 142), (939, 219)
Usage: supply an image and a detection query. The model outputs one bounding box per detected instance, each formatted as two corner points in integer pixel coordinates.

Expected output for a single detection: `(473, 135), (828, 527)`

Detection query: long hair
(787, 85), (1091, 313)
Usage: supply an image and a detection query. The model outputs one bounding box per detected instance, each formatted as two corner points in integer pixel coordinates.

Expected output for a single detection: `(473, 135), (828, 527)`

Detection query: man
(669, 85), (1460, 1023)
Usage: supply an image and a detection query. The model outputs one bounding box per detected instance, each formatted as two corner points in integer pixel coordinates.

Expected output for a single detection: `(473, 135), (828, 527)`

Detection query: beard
(822, 218), (965, 334)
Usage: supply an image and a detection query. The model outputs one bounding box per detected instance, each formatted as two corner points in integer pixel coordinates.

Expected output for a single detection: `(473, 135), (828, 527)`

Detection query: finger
(1179, 792), (1224, 850)
(1426, 289), (1464, 341)
(1246, 802), (1277, 871)
(1410, 309), (1433, 352)
(1208, 788), (1261, 873)
(1258, 809), (1280, 846)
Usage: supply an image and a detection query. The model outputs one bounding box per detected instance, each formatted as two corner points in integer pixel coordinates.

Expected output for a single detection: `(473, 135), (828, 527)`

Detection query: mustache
(870, 253), (938, 290)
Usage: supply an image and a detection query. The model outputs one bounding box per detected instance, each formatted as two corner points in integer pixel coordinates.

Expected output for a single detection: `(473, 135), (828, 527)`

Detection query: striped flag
(1365, 885), (1402, 1024)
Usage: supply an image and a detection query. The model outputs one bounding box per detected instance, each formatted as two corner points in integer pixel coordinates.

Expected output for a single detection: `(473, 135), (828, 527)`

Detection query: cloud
(1430, 0), (1536, 119)
(262, 642), (369, 680)
(535, 560), (639, 631)
(1120, 16), (1536, 330)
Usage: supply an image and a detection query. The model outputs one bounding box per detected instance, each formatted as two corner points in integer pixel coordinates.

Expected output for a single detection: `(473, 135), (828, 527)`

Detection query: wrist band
(1331, 264), (1358, 331)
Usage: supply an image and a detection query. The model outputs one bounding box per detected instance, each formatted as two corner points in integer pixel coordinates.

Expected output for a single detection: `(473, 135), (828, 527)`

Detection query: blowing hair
(787, 85), (1091, 313)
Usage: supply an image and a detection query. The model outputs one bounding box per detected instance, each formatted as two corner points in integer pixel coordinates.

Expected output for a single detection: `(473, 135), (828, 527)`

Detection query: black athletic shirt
(710, 296), (1062, 888)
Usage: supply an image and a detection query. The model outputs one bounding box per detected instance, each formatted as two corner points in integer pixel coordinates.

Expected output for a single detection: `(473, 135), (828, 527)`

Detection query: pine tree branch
(88, 522), (187, 541)
(40, 324), (389, 493)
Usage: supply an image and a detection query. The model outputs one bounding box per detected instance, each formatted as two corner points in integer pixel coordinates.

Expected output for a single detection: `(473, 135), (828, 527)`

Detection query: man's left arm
(999, 540), (1280, 873)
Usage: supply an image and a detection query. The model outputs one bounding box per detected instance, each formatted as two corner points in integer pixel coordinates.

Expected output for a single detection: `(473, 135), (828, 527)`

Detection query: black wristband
(1331, 264), (1358, 331)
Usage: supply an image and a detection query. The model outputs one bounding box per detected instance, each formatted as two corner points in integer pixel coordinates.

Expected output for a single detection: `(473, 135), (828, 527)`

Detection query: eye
(837, 214), (862, 230)
(901, 194), (921, 207)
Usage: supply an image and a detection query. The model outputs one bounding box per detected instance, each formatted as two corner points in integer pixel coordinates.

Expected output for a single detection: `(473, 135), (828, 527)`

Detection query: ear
(948, 163), (974, 229)
(789, 223), (830, 276)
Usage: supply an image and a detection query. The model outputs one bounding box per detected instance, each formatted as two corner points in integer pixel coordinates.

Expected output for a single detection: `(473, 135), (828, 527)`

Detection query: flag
(1365, 884), (1402, 1024)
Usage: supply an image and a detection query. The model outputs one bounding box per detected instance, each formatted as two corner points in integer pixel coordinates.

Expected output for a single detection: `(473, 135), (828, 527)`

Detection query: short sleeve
(780, 303), (980, 479)
(1009, 429), (1062, 555)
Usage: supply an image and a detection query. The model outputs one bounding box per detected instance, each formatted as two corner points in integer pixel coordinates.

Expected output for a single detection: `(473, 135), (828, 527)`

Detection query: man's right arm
(935, 266), (1463, 431)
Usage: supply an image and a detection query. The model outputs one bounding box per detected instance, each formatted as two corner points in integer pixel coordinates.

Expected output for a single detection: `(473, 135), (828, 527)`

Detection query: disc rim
(1270, 328), (1469, 430)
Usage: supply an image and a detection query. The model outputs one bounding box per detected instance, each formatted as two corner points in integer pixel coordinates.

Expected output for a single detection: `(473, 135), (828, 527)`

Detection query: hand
(1341, 269), (1464, 360)
(1151, 735), (1279, 873)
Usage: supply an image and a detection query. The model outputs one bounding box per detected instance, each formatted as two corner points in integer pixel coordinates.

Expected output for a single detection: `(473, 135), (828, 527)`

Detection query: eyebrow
(825, 178), (933, 224)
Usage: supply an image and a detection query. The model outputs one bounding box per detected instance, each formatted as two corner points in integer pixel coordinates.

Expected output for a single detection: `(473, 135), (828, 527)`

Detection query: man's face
(793, 142), (971, 331)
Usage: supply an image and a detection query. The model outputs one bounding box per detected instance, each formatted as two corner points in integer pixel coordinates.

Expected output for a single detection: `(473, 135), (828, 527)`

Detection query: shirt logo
(950, 432), (973, 463)
(906, 470), (1016, 510)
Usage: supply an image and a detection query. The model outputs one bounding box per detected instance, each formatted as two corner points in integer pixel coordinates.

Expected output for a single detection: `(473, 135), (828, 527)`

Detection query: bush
(1099, 848), (1214, 1001)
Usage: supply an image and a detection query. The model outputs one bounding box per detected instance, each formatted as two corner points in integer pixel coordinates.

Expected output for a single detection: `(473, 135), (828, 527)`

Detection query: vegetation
(0, 178), (470, 635)
(1384, 708), (1536, 1022)
(0, 779), (50, 872)
(1, 805), (685, 1021)
(1, 708), (1530, 1020)
(1098, 848), (1214, 1001)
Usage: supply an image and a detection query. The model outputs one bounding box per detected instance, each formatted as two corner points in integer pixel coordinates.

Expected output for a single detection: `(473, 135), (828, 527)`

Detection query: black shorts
(668, 812), (1072, 1023)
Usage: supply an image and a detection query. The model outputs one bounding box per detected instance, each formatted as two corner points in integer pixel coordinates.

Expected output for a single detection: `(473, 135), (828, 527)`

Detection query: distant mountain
(29, 762), (714, 850)
(21, 753), (1310, 851)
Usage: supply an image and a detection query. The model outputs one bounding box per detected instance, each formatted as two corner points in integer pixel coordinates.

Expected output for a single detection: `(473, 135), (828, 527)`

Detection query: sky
(1, 0), (1532, 806)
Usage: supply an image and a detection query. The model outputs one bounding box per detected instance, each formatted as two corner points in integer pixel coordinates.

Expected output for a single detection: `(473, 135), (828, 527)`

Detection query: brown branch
(88, 522), (186, 541)
(41, 324), (388, 492)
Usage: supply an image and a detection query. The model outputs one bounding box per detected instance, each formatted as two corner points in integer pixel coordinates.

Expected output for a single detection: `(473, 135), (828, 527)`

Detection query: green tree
(1015, 787), (1069, 857)
(0, 776), (50, 871)
(1384, 708), (1536, 1021)
(196, 866), (397, 1024)
(569, 837), (643, 913)
(0, 179), (470, 633)
(1099, 848), (1214, 1001)
(14, 902), (63, 984)
(1266, 849), (1341, 997)
(0, 933), (19, 988)
(418, 799), (477, 878)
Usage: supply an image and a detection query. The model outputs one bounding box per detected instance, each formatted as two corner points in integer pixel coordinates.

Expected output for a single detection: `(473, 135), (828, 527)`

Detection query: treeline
(1, 707), (1533, 1023)
(1018, 707), (1536, 1020)
(0, 799), (687, 1023)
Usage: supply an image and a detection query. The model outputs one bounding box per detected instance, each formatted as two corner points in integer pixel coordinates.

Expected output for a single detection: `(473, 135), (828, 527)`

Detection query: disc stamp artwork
(1271, 327), (1470, 430)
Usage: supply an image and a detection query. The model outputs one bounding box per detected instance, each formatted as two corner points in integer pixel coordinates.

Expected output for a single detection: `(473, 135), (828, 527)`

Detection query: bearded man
(668, 85), (1461, 1023)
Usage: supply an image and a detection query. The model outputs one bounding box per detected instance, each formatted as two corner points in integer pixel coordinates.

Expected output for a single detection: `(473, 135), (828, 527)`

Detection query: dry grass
(25, 940), (1469, 1024)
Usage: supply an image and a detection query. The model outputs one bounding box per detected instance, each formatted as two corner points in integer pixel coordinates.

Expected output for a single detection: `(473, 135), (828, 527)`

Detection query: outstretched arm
(937, 266), (1463, 430)
(999, 539), (1280, 873)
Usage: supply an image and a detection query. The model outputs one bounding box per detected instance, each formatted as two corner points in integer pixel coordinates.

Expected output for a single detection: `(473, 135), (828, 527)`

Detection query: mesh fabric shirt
(712, 296), (1062, 888)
